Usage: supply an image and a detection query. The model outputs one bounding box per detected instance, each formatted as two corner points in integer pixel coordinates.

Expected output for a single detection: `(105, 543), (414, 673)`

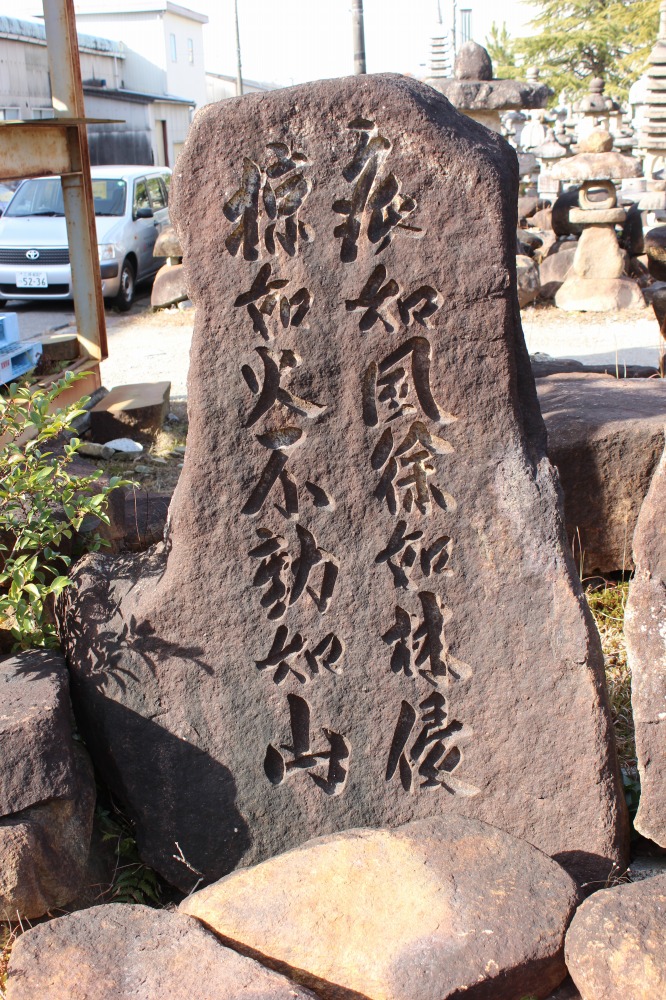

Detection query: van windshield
(5, 177), (127, 218)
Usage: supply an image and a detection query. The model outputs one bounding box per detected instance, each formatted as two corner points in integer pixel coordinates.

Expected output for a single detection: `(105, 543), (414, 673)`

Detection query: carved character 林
(382, 591), (470, 683)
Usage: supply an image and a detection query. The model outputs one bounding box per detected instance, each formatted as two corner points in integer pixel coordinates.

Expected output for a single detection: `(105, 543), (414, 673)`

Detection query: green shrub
(0, 372), (130, 650)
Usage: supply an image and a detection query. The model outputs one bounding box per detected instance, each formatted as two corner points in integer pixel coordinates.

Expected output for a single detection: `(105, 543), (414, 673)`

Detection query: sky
(197, 0), (535, 88)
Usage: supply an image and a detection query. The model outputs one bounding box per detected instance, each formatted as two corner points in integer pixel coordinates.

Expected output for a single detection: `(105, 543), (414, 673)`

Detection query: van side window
(133, 179), (150, 215)
(161, 173), (171, 201)
(146, 175), (167, 211)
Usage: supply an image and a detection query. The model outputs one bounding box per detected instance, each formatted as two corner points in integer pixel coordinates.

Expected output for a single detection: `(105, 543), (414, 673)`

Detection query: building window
(187, 37), (194, 64)
(0, 108), (20, 120)
(170, 32), (177, 62)
(32, 108), (55, 119)
(460, 9), (472, 43)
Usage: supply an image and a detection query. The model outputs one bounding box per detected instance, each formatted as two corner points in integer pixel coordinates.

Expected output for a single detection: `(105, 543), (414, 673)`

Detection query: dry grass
(0, 922), (25, 999)
(585, 581), (636, 773)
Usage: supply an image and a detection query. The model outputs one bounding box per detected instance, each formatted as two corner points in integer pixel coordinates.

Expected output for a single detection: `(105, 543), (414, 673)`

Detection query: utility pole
(234, 0), (243, 96)
(352, 0), (366, 75)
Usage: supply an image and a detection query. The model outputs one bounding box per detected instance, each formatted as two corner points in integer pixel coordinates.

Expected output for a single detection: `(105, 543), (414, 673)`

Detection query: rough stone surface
(58, 74), (627, 892)
(539, 246), (576, 298)
(428, 77), (551, 112)
(182, 816), (579, 1000)
(552, 187), (583, 238)
(565, 874), (666, 1000)
(151, 263), (189, 309)
(0, 650), (77, 817)
(572, 226), (624, 280)
(5, 903), (316, 1000)
(453, 40), (493, 81)
(579, 129), (614, 153)
(153, 224), (183, 258)
(625, 443), (666, 846)
(551, 151), (641, 182)
(646, 224), (666, 265)
(555, 275), (645, 311)
(531, 207), (553, 230)
(0, 745), (95, 920)
(516, 252), (540, 305)
(646, 225), (666, 281)
(39, 334), (80, 362)
(536, 374), (666, 575)
(568, 207), (626, 225)
(90, 381), (170, 443)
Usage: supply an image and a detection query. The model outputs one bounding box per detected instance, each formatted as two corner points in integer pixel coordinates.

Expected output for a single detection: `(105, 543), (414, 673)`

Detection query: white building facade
(72, 0), (208, 166)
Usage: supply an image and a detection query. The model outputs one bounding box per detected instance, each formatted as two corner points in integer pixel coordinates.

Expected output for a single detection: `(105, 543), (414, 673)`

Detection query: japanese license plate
(15, 271), (48, 288)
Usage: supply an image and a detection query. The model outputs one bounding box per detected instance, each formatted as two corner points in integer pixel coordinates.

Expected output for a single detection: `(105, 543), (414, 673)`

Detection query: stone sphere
(579, 129), (614, 153)
(454, 41), (493, 81)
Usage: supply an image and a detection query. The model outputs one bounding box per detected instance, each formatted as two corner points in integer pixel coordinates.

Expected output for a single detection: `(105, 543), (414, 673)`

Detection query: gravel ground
(100, 303), (194, 402)
(522, 302), (663, 370)
(33, 298), (663, 403)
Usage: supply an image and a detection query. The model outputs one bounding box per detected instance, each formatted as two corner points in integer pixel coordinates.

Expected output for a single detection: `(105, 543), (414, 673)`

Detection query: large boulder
(5, 903), (316, 1000)
(537, 374), (666, 575)
(565, 874), (666, 1000)
(0, 649), (78, 814)
(182, 816), (579, 1000)
(58, 74), (627, 892)
(517, 252), (540, 305)
(539, 246), (576, 298)
(0, 651), (96, 919)
(0, 747), (95, 920)
(625, 441), (666, 846)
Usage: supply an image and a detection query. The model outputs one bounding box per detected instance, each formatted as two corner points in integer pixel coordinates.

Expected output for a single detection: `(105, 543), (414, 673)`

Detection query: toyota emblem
(26, 249), (40, 261)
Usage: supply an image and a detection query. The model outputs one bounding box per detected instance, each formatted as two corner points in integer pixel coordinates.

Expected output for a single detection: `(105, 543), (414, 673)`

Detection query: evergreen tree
(517, 0), (660, 102)
(485, 22), (518, 79)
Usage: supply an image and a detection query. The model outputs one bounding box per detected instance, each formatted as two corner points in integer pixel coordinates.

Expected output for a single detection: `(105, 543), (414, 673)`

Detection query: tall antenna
(234, 0), (243, 96)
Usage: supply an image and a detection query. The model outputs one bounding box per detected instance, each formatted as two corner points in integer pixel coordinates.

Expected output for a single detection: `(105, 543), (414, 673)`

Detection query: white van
(0, 165), (171, 311)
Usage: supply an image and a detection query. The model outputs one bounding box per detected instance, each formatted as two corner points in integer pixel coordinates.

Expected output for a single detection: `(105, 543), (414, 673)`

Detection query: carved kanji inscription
(224, 143), (313, 260)
(264, 694), (350, 794)
(333, 118), (423, 262)
(386, 692), (478, 796)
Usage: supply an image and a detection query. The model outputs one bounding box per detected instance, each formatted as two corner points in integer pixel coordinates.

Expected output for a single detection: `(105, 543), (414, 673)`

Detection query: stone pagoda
(638, 0), (666, 177)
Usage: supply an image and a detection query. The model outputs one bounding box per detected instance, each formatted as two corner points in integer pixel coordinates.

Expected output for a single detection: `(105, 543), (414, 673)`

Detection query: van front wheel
(113, 259), (135, 312)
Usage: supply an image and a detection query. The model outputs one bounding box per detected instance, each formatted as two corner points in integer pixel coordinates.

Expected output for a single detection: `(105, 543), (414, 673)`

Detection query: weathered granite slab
(0, 650), (77, 817)
(58, 74), (627, 891)
(626, 440), (666, 847)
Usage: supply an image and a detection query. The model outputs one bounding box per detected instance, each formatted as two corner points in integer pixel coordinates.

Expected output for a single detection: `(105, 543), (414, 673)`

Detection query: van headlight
(98, 244), (116, 262)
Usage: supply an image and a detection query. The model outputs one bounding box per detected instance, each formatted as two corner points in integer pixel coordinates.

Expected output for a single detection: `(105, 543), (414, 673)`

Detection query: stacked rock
(550, 129), (644, 311)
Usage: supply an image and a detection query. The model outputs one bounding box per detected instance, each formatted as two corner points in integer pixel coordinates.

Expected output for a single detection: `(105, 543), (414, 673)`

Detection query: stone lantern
(549, 130), (643, 311)
(426, 42), (551, 134)
(532, 127), (567, 202)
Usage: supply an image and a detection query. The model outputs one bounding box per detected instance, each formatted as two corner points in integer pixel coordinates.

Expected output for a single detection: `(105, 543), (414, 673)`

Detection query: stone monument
(59, 75), (627, 892)
(625, 440), (666, 848)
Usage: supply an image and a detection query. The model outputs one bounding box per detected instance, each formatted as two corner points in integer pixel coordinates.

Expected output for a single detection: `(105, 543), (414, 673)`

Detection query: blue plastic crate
(0, 342), (40, 384)
(0, 312), (20, 348)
